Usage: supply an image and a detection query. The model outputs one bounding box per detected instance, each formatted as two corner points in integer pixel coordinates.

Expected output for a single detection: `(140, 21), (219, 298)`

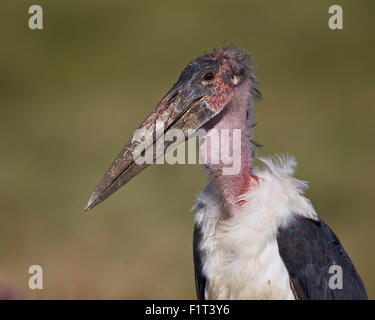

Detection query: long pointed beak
(84, 86), (214, 211)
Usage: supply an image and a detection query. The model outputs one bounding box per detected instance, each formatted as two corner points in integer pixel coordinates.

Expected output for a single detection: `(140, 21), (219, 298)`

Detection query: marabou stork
(85, 48), (367, 300)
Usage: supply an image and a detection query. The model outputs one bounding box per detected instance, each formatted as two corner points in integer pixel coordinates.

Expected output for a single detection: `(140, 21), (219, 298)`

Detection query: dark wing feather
(277, 215), (367, 300)
(193, 223), (207, 300)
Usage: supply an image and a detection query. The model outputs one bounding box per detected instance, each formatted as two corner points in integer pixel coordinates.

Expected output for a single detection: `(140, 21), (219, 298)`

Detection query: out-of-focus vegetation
(0, 0), (374, 299)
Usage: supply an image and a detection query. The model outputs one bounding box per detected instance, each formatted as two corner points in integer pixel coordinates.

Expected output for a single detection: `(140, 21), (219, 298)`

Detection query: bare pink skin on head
(201, 65), (257, 216)
(203, 59), (235, 113)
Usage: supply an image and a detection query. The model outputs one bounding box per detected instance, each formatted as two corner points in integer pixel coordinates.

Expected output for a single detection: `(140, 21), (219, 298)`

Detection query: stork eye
(202, 71), (215, 81)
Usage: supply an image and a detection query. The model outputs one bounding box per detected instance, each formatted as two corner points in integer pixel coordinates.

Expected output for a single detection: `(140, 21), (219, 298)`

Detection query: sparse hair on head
(212, 46), (261, 100)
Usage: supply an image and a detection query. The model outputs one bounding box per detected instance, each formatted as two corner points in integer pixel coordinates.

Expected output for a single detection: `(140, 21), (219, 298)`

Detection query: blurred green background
(0, 0), (374, 299)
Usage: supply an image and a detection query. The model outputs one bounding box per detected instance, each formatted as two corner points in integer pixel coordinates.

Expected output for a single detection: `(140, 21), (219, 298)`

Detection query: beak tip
(84, 193), (98, 212)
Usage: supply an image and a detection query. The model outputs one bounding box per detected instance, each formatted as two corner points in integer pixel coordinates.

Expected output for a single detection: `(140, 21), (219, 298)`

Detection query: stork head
(85, 48), (258, 211)
(175, 47), (257, 113)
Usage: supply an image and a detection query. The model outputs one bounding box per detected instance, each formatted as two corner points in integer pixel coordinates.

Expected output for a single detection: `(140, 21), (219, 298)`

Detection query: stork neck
(200, 82), (255, 216)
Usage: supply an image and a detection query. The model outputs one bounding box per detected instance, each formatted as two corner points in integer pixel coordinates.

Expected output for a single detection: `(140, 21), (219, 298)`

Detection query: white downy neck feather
(193, 156), (318, 299)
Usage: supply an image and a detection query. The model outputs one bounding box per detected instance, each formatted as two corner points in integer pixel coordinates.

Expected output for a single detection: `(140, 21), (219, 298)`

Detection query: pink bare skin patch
(201, 76), (255, 215)
(204, 59), (234, 113)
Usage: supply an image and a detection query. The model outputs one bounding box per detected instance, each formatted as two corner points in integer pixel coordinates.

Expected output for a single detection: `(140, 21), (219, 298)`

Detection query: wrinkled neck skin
(200, 80), (255, 216)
